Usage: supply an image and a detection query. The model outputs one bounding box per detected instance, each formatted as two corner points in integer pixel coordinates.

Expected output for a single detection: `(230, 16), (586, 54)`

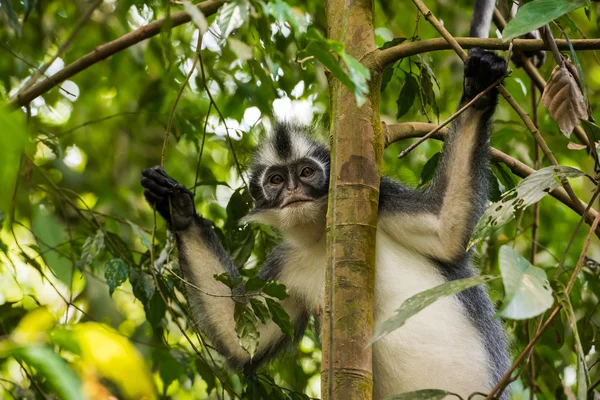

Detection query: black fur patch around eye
(274, 123), (292, 160)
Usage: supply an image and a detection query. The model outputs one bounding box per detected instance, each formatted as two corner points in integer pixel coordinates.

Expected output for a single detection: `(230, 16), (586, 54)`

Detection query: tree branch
(8, 0), (224, 109)
(373, 37), (600, 70)
(384, 122), (600, 237)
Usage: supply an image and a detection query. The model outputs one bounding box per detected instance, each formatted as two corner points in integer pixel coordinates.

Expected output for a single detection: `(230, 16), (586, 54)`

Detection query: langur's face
(245, 123), (330, 230)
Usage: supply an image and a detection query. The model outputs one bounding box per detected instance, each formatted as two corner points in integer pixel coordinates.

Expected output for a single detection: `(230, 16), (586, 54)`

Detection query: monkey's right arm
(141, 167), (308, 370)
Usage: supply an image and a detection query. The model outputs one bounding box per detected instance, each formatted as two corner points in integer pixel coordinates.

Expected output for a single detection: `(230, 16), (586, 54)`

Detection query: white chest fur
(278, 229), (492, 400)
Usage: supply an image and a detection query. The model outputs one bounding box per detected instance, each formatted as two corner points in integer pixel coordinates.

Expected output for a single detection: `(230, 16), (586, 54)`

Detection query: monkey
(141, 48), (510, 399)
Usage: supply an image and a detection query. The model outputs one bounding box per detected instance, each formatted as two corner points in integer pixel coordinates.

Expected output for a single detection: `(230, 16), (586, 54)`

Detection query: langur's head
(244, 122), (330, 231)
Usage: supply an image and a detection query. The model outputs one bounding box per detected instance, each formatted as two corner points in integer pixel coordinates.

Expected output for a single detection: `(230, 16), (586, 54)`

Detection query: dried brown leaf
(541, 61), (588, 137)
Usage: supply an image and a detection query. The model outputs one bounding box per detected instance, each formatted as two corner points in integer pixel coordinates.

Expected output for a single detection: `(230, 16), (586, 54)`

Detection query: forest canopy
(1, 0), (600, 399)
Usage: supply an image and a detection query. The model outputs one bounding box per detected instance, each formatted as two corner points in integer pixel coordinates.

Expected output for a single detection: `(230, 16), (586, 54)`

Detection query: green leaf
(419, 63), (439, 118)
(557, 289), (589, 399)
(246, 276), (266, 292)
(127, 220), (152, 249)
(217, 0), (249, 42)
(31, 205), (71, 283)
(104, 259), (129, 296)
(0, 107), (28, 227)
(419, 152), (440, 186)
(263, 281), (288, 300)
(77, 229), (105, 269)
(396, 72), (419, 119)
(470, 166), (584, 247)
(370, 275), (499, 344)
(503, 0), (590, 41)
(300, 29), (370, 106)
(492, 163), (517, 191)
(264, 0), (308, 37)
(146, 291), (166, 327)
(195, 358), (217, 395)
(152, 349), (187, 394)
(0, 0), (22, 35)
(384, 389), (460, 400)
(234, 302), (260, 357)
(380, 37), (407, 50)
(129, 268), (155, 304)
(265, 298), (293, 337)
(214, 272), (241, 289)
(249, 298), (270, 324)
(381, 64), (395, 92)
(10, 346), (83, 400)
(497, 246), (553, 320)
(489, 171), (502, 202)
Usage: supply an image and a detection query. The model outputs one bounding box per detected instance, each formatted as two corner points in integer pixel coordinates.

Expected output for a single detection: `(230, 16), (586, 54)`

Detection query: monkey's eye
(300, 167), (314, 178)
(269, 174), (284, 185)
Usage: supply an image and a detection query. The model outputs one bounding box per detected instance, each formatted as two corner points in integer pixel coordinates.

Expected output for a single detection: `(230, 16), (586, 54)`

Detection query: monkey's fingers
(142, 166), (179, 189)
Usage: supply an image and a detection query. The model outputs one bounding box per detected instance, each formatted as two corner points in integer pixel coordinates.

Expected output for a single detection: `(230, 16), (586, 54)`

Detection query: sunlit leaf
(0, 108), (27, 224)
(54, 323), (157, 400)
(470, 166), (584, 247)
(497, 246), (553, 319)
(104, 259), (129, 296)
(234, 302), (260, 357)
(370, 275), (498, 344)
(13, 307), (56, 344)
(217, 0), (249, 42)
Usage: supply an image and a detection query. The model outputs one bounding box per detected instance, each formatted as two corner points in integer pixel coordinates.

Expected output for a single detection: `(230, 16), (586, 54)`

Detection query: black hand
(141, 166), (196, 231)
(463, 48), (508, 110)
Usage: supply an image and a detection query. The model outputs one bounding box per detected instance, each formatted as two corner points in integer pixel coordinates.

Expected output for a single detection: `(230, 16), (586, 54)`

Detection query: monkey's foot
(464, 48), (508, 109)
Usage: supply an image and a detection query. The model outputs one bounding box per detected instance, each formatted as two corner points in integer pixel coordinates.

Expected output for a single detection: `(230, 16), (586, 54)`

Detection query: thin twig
(397, 75), (504, 159)
(193, 102), (212, 197)
(8, 0), (224, 108)
(14, 0), (102, 96)
(0, 43), (75, 98)
(161, 34), (203, 167)
(541, 25), (565, 68)
(196, 39), (247, 187)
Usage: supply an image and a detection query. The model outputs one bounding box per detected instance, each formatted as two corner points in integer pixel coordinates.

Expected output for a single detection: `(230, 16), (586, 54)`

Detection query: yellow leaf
(71, 323), (157, 400)
(13, 307), (56, 344)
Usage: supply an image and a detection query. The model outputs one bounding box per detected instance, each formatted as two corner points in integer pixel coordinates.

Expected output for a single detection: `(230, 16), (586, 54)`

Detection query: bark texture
(322, 1), (382, 399)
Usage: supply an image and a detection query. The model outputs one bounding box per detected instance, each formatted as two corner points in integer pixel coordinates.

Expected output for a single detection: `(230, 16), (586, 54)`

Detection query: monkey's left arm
(380, 49), (507, 263)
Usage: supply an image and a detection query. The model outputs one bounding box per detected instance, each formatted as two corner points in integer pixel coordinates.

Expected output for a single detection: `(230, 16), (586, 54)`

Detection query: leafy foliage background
(1, 0), (600, 399)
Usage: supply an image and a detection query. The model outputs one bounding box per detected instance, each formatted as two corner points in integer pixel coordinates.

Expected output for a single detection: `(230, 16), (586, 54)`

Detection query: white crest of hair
(257, 117), (320, 165)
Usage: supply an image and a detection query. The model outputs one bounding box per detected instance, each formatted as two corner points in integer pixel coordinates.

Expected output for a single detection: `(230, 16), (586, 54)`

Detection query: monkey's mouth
(281, 196), (313, 208)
